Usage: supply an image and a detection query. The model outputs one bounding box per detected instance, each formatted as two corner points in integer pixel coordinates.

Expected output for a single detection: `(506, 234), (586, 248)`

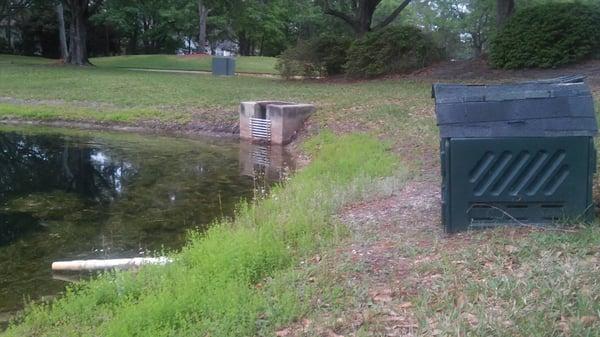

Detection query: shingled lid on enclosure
(432, 76), (598, 138)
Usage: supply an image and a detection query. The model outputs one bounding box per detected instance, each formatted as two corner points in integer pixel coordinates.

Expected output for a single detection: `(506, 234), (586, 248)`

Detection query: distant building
(212, 40), (237, 57)
(177, 39), (237, 56)
(0, 18), (21, 51)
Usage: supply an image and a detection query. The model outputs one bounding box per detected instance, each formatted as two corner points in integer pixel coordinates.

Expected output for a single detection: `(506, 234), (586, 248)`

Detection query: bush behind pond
(345, 26), (440, 78)
(276, 35), (352, 78)
(490, 3), (600, 69)
(277, 26), (440, 79)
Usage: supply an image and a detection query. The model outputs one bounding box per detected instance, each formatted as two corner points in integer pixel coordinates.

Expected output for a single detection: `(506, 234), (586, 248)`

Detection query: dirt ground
(281, 58), (600, 336)
(409, 58), (600, 94)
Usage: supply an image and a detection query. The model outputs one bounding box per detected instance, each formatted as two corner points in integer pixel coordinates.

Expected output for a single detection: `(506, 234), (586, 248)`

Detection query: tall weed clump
(5, 132), (401, 337)
(490, 3), (600, 69)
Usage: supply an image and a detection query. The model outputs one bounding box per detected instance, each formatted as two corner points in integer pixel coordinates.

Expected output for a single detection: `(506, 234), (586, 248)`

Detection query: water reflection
(239, 142), (294, 182)
(0, 126), (292, 317)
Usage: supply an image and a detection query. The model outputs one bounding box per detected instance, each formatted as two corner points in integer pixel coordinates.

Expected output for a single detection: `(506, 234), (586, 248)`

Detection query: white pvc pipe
(51, 257), (172, 272)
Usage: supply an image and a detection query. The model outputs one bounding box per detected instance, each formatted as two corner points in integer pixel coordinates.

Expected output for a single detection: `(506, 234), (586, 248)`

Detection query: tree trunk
(239, 33), (250, 56)
(324, 0), (412, 37)
(66, 0), (90, 65)
(128, 27), (138, 54)
(198, 0), (209, 53)
(259, 35), (264, 56)
(104, 25), (110, 56)
(56, 2), (69, 62)
(472, 39), (483, 58)
(356, 1), (378, 36)
(496, 0), (515, 28)
(7, 9), (12, 51)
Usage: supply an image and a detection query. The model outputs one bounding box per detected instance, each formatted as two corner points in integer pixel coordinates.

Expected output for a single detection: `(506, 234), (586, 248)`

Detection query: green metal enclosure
(433, 77), (597, 233)
(212, 56), (236, 76)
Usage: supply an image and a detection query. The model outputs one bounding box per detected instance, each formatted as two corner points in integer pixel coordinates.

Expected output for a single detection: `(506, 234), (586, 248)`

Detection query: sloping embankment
(4, 131), (404, 337)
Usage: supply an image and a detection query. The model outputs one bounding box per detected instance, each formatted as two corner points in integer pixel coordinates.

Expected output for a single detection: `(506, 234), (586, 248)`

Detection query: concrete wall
(239, 101), (315, 145)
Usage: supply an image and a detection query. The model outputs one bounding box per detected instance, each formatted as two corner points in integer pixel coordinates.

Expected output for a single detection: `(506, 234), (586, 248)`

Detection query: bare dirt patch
(409, 58), (600, 94)
(277, 178), (444, 336)
(0, 96), (241, 137)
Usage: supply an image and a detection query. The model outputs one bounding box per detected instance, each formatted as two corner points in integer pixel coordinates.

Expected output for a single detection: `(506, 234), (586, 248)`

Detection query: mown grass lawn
(0, 54), (56, 65)
(0, 55), (434, 154)
(91, 54), (279, 74)
(1, 55), (600, 336)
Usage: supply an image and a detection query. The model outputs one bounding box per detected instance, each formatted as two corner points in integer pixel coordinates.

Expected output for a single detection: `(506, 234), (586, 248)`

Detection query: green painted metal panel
(442, 136), (595, 232)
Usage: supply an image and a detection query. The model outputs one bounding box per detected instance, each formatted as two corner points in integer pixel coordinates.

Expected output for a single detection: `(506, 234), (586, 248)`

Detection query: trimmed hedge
(490, 3), (600, 69)
(345, 26), (439, 78)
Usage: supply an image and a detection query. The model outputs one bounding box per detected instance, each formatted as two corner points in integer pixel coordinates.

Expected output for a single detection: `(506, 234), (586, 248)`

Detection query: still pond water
(0, 126), (291, 326)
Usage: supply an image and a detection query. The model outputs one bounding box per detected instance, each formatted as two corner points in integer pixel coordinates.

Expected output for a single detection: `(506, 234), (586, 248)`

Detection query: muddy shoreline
(0, 117), (240, 140)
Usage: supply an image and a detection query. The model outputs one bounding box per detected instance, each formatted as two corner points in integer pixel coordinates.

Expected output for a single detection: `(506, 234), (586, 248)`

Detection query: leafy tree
(320, 0), (413, 36)
(418, 0), (495, 58)
(93, 0), (189, 54)
(0, 0), (32, 52)
(226, 0), (291, 56)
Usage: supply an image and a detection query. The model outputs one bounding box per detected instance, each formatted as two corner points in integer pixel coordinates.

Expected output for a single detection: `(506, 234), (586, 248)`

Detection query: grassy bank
(91, 54), (278, 74)
(4, 132), (403, 336)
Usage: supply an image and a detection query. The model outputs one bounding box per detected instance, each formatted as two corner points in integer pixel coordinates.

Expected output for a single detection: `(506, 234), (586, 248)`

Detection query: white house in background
(0, 18), (21, 50)
(213, 40), (237, 56)
(177, 39), (237, 56)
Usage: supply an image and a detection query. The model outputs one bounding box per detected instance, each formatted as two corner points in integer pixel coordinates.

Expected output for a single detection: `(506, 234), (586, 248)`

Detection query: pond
(0, 125), (292, 328)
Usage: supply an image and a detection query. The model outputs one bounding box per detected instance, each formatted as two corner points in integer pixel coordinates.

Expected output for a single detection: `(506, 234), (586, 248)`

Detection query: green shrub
(312, 36), (352, 76)
(345, 26), (439, 78)
(490, 3), (600, 69)
(276, 35), (351, 78)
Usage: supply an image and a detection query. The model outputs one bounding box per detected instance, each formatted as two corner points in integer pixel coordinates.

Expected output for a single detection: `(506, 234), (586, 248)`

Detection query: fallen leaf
(580, 316), (598, 326)
(398, 302), (413, 309)
(327, 330), (344, 337)
(455, 293), (466, 308)
(464, 313), (479, 326)
(373, 293), (393, 303)
(372, 288), (394, 303)
(558, 321), (570, 334)
(276, 328), (290, 337)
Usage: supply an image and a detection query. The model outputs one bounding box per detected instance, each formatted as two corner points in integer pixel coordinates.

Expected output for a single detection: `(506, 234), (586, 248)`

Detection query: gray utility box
(433, 76), (597, 233)
(212, 56), (236, 76)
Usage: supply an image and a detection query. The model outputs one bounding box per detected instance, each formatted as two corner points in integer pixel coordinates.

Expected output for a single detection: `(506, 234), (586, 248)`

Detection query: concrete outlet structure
(240, 101), (315, 145)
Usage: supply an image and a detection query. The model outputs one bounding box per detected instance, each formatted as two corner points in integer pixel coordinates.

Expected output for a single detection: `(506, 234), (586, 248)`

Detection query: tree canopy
(1, 0), (591, 62)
